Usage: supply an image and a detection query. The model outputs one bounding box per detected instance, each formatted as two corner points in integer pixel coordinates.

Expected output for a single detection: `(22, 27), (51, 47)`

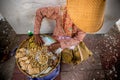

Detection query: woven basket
(16, 36), (61, 78)
(67, 0), (106, 33)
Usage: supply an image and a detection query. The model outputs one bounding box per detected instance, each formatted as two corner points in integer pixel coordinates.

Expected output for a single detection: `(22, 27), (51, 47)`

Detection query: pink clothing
(34, 7), (86, 49)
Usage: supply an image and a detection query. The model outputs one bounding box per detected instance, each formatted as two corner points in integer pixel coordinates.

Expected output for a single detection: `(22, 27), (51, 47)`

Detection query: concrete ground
(0, 20), (120, 80)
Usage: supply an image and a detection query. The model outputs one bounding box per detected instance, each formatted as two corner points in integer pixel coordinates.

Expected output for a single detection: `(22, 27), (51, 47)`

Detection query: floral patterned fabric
(34, 7), (86, 49)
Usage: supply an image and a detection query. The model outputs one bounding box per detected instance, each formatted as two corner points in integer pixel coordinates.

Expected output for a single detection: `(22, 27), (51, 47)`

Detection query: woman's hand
(48, 42), (61, 51)
(34, 34), (44, 45)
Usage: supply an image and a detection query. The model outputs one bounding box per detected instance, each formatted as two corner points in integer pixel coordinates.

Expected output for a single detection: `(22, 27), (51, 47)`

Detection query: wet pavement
(0, 20), (120, 80)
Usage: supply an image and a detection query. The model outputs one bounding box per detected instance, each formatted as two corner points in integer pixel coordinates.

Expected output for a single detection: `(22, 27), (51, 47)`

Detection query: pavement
(0, 20), (120, 80)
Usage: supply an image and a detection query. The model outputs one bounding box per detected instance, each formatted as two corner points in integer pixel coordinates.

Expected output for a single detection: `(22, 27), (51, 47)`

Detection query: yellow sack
(61, 42), (92, 65)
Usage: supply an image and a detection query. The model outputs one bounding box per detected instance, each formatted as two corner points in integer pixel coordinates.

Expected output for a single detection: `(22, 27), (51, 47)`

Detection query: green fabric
(61, 42), (92, 65)
(78, 42), (92, 61)
(61, 48), (73, 64)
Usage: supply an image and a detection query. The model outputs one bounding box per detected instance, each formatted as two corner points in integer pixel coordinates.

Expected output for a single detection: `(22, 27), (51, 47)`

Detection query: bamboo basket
(16, 35), (61, 78)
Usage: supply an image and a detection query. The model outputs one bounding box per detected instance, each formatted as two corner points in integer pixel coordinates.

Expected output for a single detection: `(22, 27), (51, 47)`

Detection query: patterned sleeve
(60, 26), (86, 49)
(34, 7), (60, 34)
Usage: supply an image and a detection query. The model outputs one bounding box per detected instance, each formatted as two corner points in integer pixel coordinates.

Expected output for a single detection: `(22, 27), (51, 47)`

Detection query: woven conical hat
(67, 0), (106, 33)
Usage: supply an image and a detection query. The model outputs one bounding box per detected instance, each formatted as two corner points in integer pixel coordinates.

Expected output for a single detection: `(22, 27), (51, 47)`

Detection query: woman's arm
(34, 7), (60, 45)
(59, 27), (86, 49)
(34, 7), (60, 34)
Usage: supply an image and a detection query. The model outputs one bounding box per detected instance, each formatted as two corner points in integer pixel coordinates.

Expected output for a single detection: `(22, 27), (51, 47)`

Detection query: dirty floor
(0, 20), (120, 80)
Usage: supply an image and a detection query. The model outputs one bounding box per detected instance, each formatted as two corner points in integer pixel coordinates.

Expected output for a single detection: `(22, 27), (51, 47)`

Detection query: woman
(34, 6), (86, 50)
(33, 6), (90, 80)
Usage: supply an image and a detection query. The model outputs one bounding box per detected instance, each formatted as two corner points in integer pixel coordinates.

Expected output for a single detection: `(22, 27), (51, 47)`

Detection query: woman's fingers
(34, 34), (44, 45)
(39, 38), (44, 46)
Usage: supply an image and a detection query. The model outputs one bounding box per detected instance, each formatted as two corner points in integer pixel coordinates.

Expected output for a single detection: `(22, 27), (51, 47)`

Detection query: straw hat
(67, 0), (106, 33)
